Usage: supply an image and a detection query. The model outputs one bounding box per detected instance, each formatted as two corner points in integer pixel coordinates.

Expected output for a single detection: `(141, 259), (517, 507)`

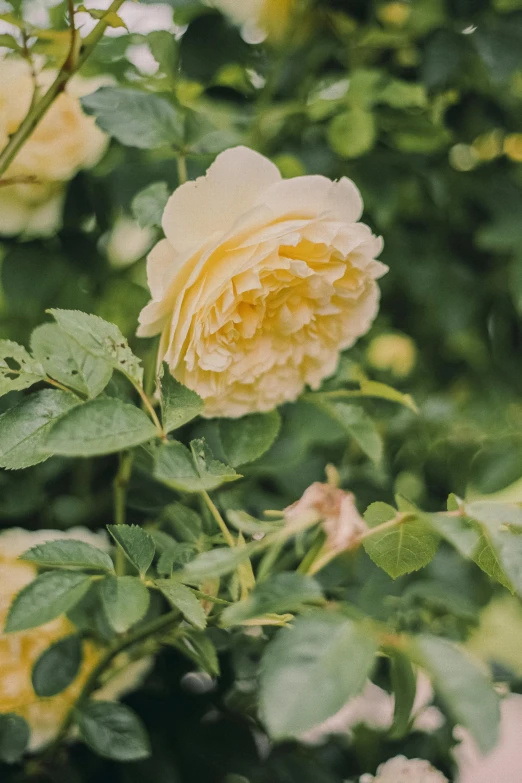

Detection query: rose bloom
(0, 527), (147, 751)
(210, 0), (296, 42)
(138, 146), (386, 418)
(283, 481), (367, 552)
(360, 756), (448, 783)
(0, 55), (108, 237)
(367, 332), (417, 378)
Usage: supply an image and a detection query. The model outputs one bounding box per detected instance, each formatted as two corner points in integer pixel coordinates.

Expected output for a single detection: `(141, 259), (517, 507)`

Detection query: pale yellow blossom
(360, 756), (448, 783)
(367, 333), (417, 378)
(138, 146), (386, 418)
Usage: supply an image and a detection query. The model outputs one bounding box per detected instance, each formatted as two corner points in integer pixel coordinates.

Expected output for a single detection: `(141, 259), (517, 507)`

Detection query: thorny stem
(0, 0), (126, 178)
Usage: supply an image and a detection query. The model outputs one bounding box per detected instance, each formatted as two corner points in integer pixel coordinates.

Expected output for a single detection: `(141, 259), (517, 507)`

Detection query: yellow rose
(138, 146), (386, 418)
(210, 0), (296, 42)
(0, 55), (108, 237)
(0, 527), (148, 751)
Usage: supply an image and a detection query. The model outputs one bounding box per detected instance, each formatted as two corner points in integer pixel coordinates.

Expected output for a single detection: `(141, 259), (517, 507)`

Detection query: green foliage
(319, 401), (383, 464)
(31, 635), (83, 697)
(132, 182), (170, 228)
(100, 576), (151, 633)
(0, 715), (30, 764)
(218, 410), (281, 466)
(155, 580), (206, 629)
(21, 538), (114, 573)
(220, 573), (323, 627)
(5, 571), (93, 632)
(81, 87), (184, 150)
(153, 439), (239, 492)
(77, 701), (151, 761)
(0, 389), (79, 469)
(159, 365), (204, 433)
(260, 613), (378, 738)
(45, 398), (158, 456)
(0, 339), (45, 396)
(107, 524), (155, 575)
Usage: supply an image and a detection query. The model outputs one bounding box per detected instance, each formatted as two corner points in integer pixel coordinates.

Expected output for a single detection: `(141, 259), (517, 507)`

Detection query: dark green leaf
(21, 538), (114, 573)
(153, 439), (239, 492)
(77, 701), (151, 761)
(131, 182), (169, 229)
(81, 87), (184, 149)
(155, 579), (206, 629)
(219, 411), (281, 466)
(0, 389), (80, 470)
(107, 525), (155, 576)
(389, 650), (416, 739)
(159, 366), (203, 433)
(321, 402), (383, 464)
(5, 571), (92, 632)
(32, 635), (83, 697)
(45, 398), (158, 456)
(0, 714), (30, 763)
(100, 576), (151, 633)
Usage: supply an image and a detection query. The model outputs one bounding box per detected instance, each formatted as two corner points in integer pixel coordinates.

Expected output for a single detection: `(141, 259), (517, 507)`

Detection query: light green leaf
(162, 502), (203, 543)
(472, 530), (512, 591)
(155, 579), (206, 629)
(364, 501), (397, 527)
(131, 182), (169, 228)
(389, 650), (417, 740)
(465, 500), (522, 528)
(428, 513), (480, 559)
(32, 635), (83, 697)
(412, 634), (500, 754)
(321, 401), (383, 464)
(106, 525), (155, 576)
(327, 107), (376, 158)
(0, 714), (30, 764)
(100, 576), (151, 633)
(218, 410), (281, 466)
(175, 546), (256, 584)
(21, 538), (114, 573)
(5, 571), (93, 632)
(353, 379), (418, 413)
(227, 509), (283, 536)
(159, 365), (203, 433)
(44, 398), (158, 456)
(0, 389), (80, 470)
(77, 701), (151, 761)
(363, 515), (439, 578)
(484, 526), (522, 595)
(260, 613), (378, 738)
(221, 573), (323, 627)
(0, 339), (45, 397)
(157, 542), (196, 577)
(48, 309), (143, 386)
(31, 323), (113, 398)
(81, 87), (184, 149)
(153, 439), (239, 492)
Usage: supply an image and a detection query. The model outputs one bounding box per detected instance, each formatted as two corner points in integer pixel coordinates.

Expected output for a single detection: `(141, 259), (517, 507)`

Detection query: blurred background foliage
(2, 0), (522, 780)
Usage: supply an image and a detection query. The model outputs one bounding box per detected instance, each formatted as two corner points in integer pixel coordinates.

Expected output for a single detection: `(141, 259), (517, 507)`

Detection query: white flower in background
(0, 55), (108, 237)
(283, 481), (367, 552)
(106, 215), (156, 268)
(210, 0), (296, 43)
(0, 527), (147, 751)
(360, 756), (448, 783)
(138, 146), (386, 418)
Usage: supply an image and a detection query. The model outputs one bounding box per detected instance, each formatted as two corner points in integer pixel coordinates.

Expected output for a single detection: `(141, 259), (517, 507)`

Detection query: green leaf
(77, 701), (151, 761)
(412, 634), (500, 754)
(31, 323), (113, 398)
(81, 87), (184, 149)
(147, 30), (178, 77)
(220, 573), (323, 627)
(155, 579), (206, 629)
(472, 530), (512, 591)
(162, 502), (203, 543)
(320, 402), (383, 464)
(45, 398), (158, 457)
(482, 526), (522, 596)
(0, 714), (30, 764)
(107, 525), (155, 576)
(159, 366), (203, 433)
(363, 515), (439, 578)
(153, 439), (239, 492)
(227, 509), (283, 536)
(48, 309), (143, 386)
(0, 339), (45, 397)
(428, 513), (480, 559)
(100, 576), (151, 633)
(465, 500), (522, 527)
(175, 546), (255, 584)
(5, 571), (93, 632)
(131, 182), (169, 228)
(174, 630), (220, 676)
(32, 635), (83, 697)
(157, 542), (197, 577)
(21, 538), (114, 573)
(260, 613), (378, 738)
(0, 389), (80, 470)
(350, 379), (418, 414)
(388, 650), (417, 740)
(218, 410), (281, 466)
(327, 107), (376, 159)
(364, 502), (396, 527)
